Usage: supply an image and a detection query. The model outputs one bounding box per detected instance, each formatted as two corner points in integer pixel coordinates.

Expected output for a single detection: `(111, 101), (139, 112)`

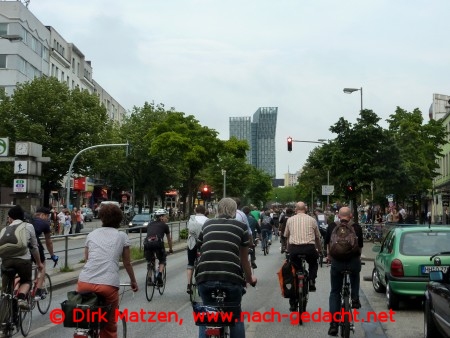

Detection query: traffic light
(287, 137), (293, 152)
(346, 181), (355, 194)
(201, 186), (210, 200)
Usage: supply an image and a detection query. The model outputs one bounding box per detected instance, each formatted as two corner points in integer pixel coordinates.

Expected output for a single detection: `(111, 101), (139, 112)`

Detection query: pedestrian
(77, 203), (138, 338)
(57, 208), (65, 235)
(64, 210), (71, 235)
(325, 206), (363, 336)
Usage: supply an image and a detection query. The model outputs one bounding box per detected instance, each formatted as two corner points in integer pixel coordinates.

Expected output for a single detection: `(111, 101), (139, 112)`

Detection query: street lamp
(221, 169), (226, 198)
(0, 34), (22, 42)
(343, 87), (363, 112)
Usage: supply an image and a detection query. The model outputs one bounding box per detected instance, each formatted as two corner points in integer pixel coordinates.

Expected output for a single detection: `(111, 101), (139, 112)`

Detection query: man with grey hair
(196, 198), (257, 338)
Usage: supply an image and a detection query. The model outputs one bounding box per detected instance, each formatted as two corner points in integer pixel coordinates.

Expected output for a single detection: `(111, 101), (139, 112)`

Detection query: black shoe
(352, 298), (361, 309)
(251, 261), (257, 269)
(309, 280), (316, 292)
(328, 323), (338, 336)
(156, 274), (163, 287)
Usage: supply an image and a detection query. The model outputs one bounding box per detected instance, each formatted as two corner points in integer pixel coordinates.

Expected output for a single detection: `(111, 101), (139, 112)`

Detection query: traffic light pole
(65, 142), (129, 209)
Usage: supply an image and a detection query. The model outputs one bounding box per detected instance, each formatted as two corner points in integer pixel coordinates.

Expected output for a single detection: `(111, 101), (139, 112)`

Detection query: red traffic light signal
(287, 137), (293, 152)
(346, 181), (355, 193)
(201, 185), (211, 200)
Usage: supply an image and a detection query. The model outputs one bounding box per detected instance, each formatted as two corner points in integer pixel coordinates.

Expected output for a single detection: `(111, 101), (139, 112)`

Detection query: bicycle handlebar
(47, 255), (59, 268)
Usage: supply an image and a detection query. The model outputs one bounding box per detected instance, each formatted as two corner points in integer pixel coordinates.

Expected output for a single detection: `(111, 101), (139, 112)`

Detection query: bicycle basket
(192, 302), (236, 327)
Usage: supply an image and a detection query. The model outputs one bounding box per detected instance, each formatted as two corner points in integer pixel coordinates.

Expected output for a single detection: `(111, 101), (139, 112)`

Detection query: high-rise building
(229, 107), (278, 177)
(0, 1), (126, 123)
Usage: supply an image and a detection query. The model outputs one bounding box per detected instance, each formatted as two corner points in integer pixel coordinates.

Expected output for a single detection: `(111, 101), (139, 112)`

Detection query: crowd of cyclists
(3, 198), (366, 338)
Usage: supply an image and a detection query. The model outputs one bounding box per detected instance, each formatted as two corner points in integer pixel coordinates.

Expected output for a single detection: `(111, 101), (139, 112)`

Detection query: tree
(0, 77), (109, 207)
(147, 112), (221, 215)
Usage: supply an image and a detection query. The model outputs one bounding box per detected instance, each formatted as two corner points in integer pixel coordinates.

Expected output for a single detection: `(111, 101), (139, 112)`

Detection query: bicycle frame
(340, 270), (354, 338)
(292, 255), (309, 325)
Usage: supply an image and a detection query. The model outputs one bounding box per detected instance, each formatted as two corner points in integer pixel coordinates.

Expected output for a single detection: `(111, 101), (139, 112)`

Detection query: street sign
(13, 179), (27, 193)
(14, 160), (28, 174)
(0, 138), (9, 156)
(322, 185), (334, 195)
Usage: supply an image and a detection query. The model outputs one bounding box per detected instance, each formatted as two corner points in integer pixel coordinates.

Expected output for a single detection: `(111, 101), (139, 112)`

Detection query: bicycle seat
(1, 267), (16, 278)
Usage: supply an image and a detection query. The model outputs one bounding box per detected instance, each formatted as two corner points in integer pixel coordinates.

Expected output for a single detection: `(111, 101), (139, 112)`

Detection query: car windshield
(132, 214), (151, 221)
(82, 208), (92, 213)
(400, 231), (450, 256)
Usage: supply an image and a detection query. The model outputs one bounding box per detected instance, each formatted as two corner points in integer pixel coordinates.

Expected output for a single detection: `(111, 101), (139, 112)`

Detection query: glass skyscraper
(229, 107), (278, 177)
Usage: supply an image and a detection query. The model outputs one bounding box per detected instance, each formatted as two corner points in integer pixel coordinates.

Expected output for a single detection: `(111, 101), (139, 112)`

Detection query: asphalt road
(25, 235), (425, 338)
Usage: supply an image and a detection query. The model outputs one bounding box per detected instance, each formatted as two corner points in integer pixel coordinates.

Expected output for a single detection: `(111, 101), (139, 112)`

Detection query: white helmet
(154, 209), (168, 216)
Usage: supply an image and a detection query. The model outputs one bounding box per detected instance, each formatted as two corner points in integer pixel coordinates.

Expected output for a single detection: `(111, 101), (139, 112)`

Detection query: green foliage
(179, 228), (189, 240)
(0, 77), (109, 204)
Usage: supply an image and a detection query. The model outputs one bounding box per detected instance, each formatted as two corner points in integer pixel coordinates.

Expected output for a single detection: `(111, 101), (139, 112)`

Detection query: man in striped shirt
(196, 198), (257, 338)
(284, 201), (322, 296)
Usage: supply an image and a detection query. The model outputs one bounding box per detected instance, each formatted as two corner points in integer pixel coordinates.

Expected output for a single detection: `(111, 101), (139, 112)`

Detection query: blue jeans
(328, 256), (361, 322)
(198, 281), (245, 338)
(261, 229), (271, 247)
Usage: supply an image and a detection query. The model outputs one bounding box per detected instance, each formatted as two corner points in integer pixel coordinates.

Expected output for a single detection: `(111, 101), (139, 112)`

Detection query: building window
(0, 55), (6, 68)
(0, 23), (7, 36)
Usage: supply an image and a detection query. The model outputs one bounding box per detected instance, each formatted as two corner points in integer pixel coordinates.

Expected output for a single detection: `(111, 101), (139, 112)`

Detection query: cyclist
(144, 209), (173, 287)
(77, 203), (138, 338)
(2, 205), (44, 310)
(242, 206), (260, 269)
(30, 207), (59, 300)
(325, 206), (363, 336)
(259, 209), (273, 251)
(284, 201), (322, 311)
(186, 205), (208, 294)
(196, 198), (257, 338)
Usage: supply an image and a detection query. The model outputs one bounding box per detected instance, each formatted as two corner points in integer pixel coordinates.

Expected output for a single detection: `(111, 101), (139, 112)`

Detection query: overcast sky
(29, 0), (450, 178)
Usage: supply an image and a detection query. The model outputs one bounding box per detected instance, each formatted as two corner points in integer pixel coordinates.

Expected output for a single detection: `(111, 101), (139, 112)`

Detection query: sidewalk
(49, 240), (377, 291)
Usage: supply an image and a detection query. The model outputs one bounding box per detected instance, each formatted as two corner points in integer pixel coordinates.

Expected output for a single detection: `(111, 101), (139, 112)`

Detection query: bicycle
(288, 253), (309, 325)
(66, 283), (130, 338)
(189, 252), (201, 303)
(339, 262), (365, 338)
(0, 266), (31, 337)
(145, 255), (166, 302)
(30, 256), (57, 315)
(261, 229), (271, 256)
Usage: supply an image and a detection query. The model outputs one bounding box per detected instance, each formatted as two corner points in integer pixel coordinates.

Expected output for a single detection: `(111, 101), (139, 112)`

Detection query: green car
(372, 224), (450, 310)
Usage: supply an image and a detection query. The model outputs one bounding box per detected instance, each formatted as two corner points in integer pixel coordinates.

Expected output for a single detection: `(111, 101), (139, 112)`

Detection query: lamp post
(221, 169), (226, 198)
(287, 138), (331, 210)
(343, 87), (363, 112)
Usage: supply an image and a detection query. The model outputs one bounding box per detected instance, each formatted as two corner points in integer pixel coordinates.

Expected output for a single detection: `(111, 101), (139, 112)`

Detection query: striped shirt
(196, 218), (249, 285)
(78, 227), (130, 288)
(284, 213), (320, 246)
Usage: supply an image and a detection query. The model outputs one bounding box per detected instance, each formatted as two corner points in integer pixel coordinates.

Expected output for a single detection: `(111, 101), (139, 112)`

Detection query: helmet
(154, 209), (168, 216)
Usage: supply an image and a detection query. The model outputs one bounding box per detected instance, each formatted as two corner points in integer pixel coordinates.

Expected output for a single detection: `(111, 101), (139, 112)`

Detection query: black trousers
(288, 243), (319, 281)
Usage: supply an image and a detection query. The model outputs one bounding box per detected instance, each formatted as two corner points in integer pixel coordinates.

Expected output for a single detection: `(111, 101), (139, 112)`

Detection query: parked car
(128, 213), (153, 233)
(424, 251), (450, 338)
(81, 207), (94, 222)
(372, 224), (450, 310)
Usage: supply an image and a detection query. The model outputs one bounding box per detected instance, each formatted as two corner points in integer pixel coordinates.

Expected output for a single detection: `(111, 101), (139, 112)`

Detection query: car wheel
(386, 282), (400, 310)
(372, 269), (386, 293)
(424, 297), (441, 338)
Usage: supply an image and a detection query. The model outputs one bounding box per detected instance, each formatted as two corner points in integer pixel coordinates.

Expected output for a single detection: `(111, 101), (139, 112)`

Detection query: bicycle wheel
(19, 306), (32, 336)
(37, 273), (52, 314)
(297, 284), (303, 326)
(341, 295), (351, 338)
(117, 313), (127, 338)
(158, 266), (166, 295)
(145, 268), (155, 302)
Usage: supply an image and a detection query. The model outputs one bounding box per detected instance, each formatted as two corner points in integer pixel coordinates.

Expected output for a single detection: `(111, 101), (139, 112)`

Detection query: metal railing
(52, 220), (188, 269)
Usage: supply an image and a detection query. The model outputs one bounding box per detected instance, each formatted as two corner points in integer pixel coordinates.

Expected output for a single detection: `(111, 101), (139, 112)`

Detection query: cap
(36, 207), (51, 214)
(154, 209), (168, 216)
(8, 205), (24, 220)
